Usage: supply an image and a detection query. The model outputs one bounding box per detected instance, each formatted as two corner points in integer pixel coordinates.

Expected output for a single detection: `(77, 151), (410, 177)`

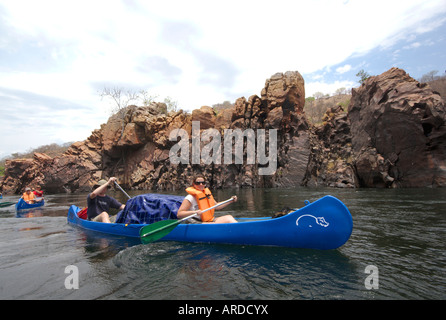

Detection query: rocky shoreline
(1, 67), (445, 194)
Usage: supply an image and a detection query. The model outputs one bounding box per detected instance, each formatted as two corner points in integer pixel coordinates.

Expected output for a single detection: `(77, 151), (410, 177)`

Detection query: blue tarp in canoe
(115, 193), (184, 224)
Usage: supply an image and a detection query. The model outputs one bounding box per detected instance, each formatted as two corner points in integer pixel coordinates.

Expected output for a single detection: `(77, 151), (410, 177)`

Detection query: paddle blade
(0, 202), (15, 208)
(139, 219), (180, 244)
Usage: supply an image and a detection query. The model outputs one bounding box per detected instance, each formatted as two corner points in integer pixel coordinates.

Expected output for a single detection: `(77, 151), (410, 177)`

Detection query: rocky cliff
(1, 68), (445, 194)
(349, 68), (446, 187)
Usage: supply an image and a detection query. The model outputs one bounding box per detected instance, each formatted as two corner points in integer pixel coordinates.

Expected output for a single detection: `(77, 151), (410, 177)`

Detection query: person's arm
(108, 196), (124, 211)
(177, 198), (200, 219)
(90, 177), (117, 199)
(214, 196), (237, 210)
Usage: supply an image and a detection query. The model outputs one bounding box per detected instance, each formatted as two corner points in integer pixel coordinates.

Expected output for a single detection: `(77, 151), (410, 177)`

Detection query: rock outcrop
(1, 153), (52, 193)
(1, 71), (309, 193)
(1, 68), (445, 194)
(303, 105), (357, 188)
(349, 67), (446, 187)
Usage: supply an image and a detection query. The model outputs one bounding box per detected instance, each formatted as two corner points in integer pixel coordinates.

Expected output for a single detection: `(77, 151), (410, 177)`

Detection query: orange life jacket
(23, 192), (36, 203)
(185, 187), (215, 222)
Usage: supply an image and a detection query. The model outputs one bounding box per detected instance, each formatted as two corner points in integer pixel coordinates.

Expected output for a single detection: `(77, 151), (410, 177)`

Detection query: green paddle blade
(0, 202), (15, 208)
(139, 219), (180, 244)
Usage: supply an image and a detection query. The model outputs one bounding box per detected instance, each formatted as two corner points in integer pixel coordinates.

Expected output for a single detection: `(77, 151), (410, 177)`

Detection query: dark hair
(192, 175), (206, 185)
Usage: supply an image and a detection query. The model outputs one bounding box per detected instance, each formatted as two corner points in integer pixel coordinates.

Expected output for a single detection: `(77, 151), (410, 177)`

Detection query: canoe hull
(15, 198), (45, 211)
(163, 195), (353, 249)
(67, 195), (353, 250)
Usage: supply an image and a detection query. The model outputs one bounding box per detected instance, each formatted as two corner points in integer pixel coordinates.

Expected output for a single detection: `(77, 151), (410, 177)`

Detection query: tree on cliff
(100, 87), (178, 115)
(100, 87), (140, 115)
(356, 69), (371, 84)
(420, 70), (439, 83)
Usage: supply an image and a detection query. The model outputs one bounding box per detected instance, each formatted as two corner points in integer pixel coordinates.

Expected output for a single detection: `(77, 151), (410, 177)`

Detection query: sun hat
(93, 179), (108, 190)
(97, 179), (108, 186)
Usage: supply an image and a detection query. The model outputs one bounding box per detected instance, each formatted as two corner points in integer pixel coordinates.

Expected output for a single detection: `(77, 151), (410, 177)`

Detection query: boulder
(348, 67), (446, 187)
(261, 71), (305, 114)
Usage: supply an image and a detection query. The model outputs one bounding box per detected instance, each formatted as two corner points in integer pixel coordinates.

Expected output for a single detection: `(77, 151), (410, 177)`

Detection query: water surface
(0, 187), (444, 300)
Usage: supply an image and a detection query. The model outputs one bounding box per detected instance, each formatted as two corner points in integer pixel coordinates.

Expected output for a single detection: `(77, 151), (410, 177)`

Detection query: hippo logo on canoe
(296, 215), (329, 228)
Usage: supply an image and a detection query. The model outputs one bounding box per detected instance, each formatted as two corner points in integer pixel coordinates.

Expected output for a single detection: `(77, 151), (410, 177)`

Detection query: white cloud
(403, 42), (422, 50)
(336, 65), (352, 74)
(0, 0), (446, 157)
(305, 80), (356, 97)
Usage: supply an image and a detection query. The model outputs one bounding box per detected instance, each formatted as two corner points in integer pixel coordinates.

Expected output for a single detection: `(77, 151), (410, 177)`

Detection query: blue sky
(1, 0), (445, 159)
(308, 23), (446, 86)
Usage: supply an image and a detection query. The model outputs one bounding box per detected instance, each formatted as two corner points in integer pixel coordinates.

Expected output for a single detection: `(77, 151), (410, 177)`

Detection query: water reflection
(16, 208), (45, 218)
(69, 226), (142, 260)
(108, 241), (362, 299)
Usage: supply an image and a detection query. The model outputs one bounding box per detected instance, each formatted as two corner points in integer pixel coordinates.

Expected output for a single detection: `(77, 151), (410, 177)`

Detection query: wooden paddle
(139, 197), (235, 244)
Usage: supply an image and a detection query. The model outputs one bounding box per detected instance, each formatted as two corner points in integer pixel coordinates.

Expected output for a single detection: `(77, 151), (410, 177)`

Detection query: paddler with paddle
(139, 175), (238, 243)
(177, 175), (238, 223)
(87, 177), (125, 223)
(21, 187), (43, 204)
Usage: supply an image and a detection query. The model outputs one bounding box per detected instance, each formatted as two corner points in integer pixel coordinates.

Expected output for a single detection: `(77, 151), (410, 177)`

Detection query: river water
(0, 187), (444, 300)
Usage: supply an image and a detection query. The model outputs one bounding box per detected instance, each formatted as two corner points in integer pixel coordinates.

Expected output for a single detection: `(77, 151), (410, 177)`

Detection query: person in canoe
(21, 187), (43, 204)
(87, 177), (125, 223)
(33, 185), (44, 198)
(177, 175), (238, 223)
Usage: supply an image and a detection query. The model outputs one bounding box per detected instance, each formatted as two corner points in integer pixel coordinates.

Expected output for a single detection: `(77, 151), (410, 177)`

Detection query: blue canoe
(67, 195), (353, 250)
(16, 198), (45, 211)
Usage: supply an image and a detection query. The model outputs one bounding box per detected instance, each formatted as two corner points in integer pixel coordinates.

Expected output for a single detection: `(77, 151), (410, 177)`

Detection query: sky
(1, 0), (446, 159)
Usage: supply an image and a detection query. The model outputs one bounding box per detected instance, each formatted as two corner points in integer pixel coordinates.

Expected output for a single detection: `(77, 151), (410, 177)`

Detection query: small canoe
(15, 198), (45, 211)
(67, 195), (353, 250)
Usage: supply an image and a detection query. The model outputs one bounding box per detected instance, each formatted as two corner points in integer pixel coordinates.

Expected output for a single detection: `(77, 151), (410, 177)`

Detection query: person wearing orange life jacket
(22, 187), (37, 204)
(177, 175), (238, 223)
